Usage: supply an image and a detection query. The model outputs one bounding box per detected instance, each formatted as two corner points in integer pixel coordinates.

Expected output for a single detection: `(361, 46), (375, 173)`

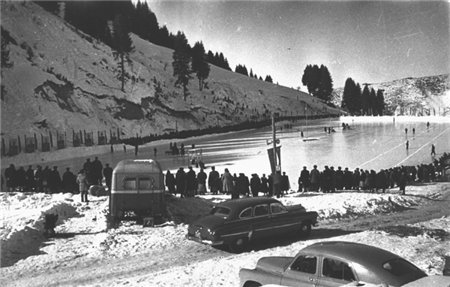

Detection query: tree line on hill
(341, 78), (385, 115)
(235, 65), (274, 83)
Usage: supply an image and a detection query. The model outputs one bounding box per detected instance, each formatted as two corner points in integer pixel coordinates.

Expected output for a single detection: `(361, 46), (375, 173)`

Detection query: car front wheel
(299, 222), (312, 238)
(229, 237), (247, 253)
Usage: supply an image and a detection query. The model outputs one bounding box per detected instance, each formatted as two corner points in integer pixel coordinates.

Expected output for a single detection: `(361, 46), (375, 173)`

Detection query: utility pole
(272, 112), (277, 171)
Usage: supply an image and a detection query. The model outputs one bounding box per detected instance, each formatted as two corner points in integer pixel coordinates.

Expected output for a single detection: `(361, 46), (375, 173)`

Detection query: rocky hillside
(1, 2), (340, 145)
(333, 74), (450, 116)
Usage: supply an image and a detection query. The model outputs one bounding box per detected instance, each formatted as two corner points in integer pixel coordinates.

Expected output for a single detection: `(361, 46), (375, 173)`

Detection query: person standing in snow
(77, 169), (89, 203)
(185, 166), (196, 197)
(221, 168), (235, 198)
(62, 167), (76, 193)
(103, 164), (113, 192)
(196, 168), (207, 195)
(208, 166), (220, 195)
(176, 167), (186, 198)
(165, 170), (176, 194)
(431, 144), (436, 156)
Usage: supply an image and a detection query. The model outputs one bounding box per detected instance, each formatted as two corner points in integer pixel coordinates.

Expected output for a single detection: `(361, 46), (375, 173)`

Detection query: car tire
(299, 222), (312, 238)
(229, 237), (247, 253)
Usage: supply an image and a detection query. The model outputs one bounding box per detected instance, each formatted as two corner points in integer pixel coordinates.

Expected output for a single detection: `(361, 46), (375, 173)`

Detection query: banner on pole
(267, 145), (281, 173)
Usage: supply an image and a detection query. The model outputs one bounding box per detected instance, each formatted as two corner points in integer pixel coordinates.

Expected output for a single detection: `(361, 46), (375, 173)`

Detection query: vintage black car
(239, 241), (428, 287)
(187, 197), (318, 252)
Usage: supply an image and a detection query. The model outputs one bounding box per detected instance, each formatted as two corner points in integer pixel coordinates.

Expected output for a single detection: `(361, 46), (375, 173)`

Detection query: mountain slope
(333, 74), (450, 115)
(1, 2), (340, 144)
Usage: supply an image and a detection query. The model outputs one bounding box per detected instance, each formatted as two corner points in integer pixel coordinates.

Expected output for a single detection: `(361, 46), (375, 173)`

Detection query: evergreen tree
(369, 88), (377, 115)
(249, 69), (254, 78)
(191, 41), (210, 91)
(112, 14), (133, 92)
(342, 78), (356, 113)
(235, 64), (248, 76)
(318, 65), (333, 103)
(354, 83), (362, 115)
(376, 89), (385, 116)
(264, 75), (273, 83)
(172, 31), (192, 100)
(301, 64), (320, 96)
(361, 84), (370, 115)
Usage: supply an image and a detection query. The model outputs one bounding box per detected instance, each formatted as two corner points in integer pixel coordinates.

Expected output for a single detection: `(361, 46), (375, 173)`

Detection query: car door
(270, 202), (298, 234)
(280, 254), (319, 287)
(317, 257), (358, 287)
(252, 204), (272, 239)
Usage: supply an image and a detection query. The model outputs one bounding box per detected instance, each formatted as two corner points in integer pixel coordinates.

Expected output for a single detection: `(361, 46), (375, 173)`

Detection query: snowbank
(1, 192), (78, 267)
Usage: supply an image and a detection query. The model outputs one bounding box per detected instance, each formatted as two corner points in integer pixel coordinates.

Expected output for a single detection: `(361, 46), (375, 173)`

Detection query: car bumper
(186, 235), (224, 246)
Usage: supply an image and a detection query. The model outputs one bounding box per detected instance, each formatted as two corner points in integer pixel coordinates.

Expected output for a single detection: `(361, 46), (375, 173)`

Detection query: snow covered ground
(1, 182), (449, 286)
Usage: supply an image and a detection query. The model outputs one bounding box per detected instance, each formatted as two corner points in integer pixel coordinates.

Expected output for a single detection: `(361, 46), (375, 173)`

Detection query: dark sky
(144, 1), (449, 89)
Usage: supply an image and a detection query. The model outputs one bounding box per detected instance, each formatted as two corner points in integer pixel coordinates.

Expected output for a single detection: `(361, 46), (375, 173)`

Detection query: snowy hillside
(0, 2), (340, 142)
(333, 74), (450, 115)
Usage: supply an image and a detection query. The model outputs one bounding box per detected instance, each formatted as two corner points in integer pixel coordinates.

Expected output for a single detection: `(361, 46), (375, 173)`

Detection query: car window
(382, 258), (424, 277)
(291, 255), (317, 274)
(123, 178), (137, 190)
(254, 204), (269, 217)
(239, 207), (253, 219)
(270, 202), (287, 214)
(322, 258), (356, 282)
(211, 206), (231, 218)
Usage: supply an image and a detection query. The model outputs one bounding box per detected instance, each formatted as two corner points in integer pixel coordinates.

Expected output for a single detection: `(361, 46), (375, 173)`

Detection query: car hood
(190, 215), (227, 230)
(256, 256), (293, 274)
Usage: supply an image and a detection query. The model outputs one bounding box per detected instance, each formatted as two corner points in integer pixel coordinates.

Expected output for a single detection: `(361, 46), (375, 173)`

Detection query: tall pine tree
(112, 14), (133, 92)
(172, 31), (192, 100)
(361, 84), (371, 115)
(191, 41), (210, 91)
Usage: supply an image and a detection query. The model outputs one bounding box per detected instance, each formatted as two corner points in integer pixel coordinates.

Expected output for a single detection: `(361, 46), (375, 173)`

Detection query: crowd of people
(2, 148), (449, 202)
(165, 152), (450, 199)
(2, 157), (113, 203)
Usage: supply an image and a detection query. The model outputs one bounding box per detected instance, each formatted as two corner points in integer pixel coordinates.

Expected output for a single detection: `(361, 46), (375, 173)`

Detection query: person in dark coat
(103, 164), (113, 192)
(196, 168), (207, 195)
(42, 166), (51, 193)
(260, 174), (269, 196)
(34, 165), (43, 193)
(186, 166), (196, 197)
(299, 166), (310, 192)
(48, 166), (62, 193)
(208, 166), (220, 194)
(335, 166), (344, 190)
(397, 171), (407, 195)
(25, 165), (35, 191)
(176, 167), (186, 197)
(15, 167), (26, 191)
(281, 172), (290, 195)
(83, 159), (94, 186)
(62, 167), (77, 193)
(165, 170), (176, 194)
(250, 174), (261, 197)
(4, 164), (16, 192)
(92, 157), (103, 185)
(310, 165), (320, 192)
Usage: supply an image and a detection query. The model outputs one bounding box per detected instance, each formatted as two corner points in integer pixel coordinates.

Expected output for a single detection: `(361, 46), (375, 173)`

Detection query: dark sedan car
(187, 197), (318, 252)
(239, 241), (427, 287)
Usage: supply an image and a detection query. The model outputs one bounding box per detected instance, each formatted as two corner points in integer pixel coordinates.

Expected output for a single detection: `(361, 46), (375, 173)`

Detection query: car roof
(301, 241), (399, 265)
(113, 159), (162, 174)
(218, 197), (280, 210)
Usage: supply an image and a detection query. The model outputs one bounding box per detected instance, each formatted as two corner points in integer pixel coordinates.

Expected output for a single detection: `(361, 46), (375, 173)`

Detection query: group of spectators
(2, 157), (114, 202)
(165, 165), (291, 199)
(164, 152), (450, 199)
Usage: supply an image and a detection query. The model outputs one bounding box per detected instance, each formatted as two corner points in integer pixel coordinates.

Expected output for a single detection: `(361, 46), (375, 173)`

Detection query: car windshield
(210, 206), (231, 218)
